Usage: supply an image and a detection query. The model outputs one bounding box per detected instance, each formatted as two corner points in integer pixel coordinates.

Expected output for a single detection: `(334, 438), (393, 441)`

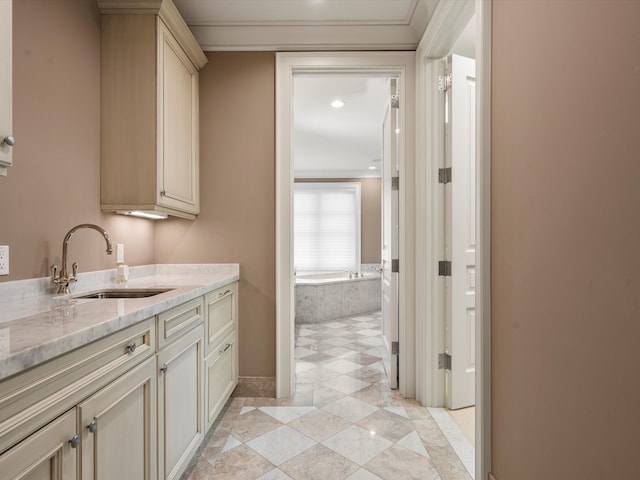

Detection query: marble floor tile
(364, 445), (440, 480)
(425, 446), (473, 480)
(322, 396), (379, 423)
(209, 444), (275, 479)
(323, 375), (371, 394)
(346, 469), (384, 480)
(279, 444), (359, 480)
(256, 469), (295, 480)
(322, 425), (393, 466)
(229, 409), (283, 442)
(297, 366), (342, 383)
(258, 406), (317, 424)
(288, 408), (351, 442)
(246, 426), (316, 466)
(312, 384), (347, 408)
(356, 410), (414, 443)
(396, 431), (431, 458)
(324, 359), (365, 374)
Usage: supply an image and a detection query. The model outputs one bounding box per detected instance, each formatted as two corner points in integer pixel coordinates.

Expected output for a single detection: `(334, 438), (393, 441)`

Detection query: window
(294, 182), (361, 272)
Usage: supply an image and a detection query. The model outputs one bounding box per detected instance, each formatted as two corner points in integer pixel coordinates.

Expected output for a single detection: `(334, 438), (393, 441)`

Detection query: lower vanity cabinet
(0, 409), (78, 480)
(79, 356), (157, 480)
(203, 282), (239, 430)
(157, 324), (204, 480)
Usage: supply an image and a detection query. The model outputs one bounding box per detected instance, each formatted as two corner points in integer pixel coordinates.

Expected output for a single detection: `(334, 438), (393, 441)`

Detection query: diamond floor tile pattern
(184, 311), (471, 480)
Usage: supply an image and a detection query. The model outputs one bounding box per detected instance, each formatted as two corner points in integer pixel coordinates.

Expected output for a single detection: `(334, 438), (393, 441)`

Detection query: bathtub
(295, 271), (381, 323)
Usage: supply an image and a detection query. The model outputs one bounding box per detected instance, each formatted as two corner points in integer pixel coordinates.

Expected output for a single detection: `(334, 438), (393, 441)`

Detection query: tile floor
(184, 311), (472, 480)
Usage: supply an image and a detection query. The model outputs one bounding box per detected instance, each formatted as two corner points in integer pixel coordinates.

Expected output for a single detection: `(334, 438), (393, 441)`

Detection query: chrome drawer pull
(160, 363), (168, 374)
(219, 343), (231, 355)
(218, 289), (231, 298)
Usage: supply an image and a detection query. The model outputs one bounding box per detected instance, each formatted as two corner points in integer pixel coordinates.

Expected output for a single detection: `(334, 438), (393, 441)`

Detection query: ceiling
(171, 0), (471, 179)
(294, 76), (389, 178)
(173, 0), (439, 51)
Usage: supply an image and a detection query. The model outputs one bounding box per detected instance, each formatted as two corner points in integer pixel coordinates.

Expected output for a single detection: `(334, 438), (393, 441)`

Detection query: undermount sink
(74, 288), (174, 299)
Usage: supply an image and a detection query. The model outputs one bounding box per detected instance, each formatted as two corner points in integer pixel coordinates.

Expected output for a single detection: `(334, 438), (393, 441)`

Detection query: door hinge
(438, 167), (452, 184)
(391, 94), (400, 109)
(438, 353), (452, 370)
(438, 73), (452, 91)
(391, 176), (399, 191)
(438, 260), (452, 276)
(391, 259), (399, 273)
(392, 341), (399, 355)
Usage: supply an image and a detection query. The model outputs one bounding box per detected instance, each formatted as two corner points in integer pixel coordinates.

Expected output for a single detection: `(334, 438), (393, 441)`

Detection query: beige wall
(155, 52), (276, 377)
(492, 1), (640, 478)
(0, 0), (154, 283)
(295, 177), (381, 264)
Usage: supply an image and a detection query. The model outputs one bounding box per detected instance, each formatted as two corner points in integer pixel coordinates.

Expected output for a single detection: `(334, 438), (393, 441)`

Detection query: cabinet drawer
(158, 297), (204, 349)
(204, 330), (237, 430)
(0, 317), (155, 455)
(204, 282), (237, 355)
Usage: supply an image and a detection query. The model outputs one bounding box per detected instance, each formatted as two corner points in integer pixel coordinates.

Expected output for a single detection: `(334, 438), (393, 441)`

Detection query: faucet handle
(50, 264), (59, 284)
(70, 262), (78, 283)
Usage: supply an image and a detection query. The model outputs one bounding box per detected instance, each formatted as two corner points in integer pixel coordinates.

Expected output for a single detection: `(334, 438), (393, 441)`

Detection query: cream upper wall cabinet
(0, 0), (13, 176)
(98, 0), (207, 220)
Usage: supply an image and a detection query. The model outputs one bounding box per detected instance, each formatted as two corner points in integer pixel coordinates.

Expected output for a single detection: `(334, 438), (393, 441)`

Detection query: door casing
(275, 52), (416, 399)
(415, 1), (492, 479)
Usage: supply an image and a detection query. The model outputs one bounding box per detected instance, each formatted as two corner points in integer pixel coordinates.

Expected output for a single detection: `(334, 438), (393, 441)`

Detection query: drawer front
(0, 318), (155, 455)
(204, 282), (237, 355)
(158, 297), (204, 350)
(204, 330), (237, 430)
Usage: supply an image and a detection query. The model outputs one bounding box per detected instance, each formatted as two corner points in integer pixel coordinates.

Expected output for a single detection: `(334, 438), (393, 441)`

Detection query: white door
(446, 55), (476, 409)
(381, 79), (399, 389)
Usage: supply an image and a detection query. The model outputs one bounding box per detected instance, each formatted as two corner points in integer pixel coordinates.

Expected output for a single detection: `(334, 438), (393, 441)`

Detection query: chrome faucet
(51, 224), (113, 294)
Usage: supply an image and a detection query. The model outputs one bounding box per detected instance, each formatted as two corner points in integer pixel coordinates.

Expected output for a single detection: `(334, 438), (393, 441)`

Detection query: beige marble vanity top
(0, 264), (239, 381)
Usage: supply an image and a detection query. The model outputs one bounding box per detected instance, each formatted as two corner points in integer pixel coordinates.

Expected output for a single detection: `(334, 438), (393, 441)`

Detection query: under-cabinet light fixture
(116, 210), (168, 220)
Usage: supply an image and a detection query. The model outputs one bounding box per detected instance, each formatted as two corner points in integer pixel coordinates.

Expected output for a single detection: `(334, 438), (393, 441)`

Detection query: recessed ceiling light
(368, 166), (377, 170)
(331, 99), (344, 108)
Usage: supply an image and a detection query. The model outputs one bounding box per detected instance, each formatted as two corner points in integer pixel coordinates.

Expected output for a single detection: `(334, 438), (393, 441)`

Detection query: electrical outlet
(116, 243), (124, 264)
(0, 245), (8, 276)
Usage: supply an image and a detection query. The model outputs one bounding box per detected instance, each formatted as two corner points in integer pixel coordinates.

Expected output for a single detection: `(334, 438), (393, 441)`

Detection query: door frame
(414, 1), (492, 479)
(275, 52), (416, 399)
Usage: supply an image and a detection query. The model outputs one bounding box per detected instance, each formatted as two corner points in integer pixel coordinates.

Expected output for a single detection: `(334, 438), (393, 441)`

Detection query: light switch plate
(0, 245), (8, 275)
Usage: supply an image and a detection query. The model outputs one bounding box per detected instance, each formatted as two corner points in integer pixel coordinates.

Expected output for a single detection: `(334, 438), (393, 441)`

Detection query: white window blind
(294, 182), (361, 272)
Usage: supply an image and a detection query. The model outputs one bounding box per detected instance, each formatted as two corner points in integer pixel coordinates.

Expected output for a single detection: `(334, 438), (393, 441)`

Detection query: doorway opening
(276, 52), (417, 402)
(291, 74), (394, 398)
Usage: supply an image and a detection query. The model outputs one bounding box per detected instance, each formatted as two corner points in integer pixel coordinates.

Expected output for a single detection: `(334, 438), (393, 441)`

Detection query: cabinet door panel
(0, 409), (77, 480)
(158, 326), (203, 480)
(158, 22), (199, 214)
(79, 357), (157, 480)
(205, 332), (237, 430)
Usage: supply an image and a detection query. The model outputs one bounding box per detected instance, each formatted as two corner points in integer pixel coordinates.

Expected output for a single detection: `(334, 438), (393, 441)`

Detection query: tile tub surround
(0, 264), (239, 380)
(295, 273), (381, 324)
(183, 312), (471, 480)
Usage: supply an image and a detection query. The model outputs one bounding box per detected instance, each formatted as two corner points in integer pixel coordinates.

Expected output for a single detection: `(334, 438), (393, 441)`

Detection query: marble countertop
(0, 264), (239, 381)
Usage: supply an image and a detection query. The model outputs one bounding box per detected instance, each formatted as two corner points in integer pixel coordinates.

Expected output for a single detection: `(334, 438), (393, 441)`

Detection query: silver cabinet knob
(3, 135), (14, 147)
(160, 363), (168, 374)
(126, 341), (137, 353)
(69, 433), (81, 448)
(87, 418), (98, 433)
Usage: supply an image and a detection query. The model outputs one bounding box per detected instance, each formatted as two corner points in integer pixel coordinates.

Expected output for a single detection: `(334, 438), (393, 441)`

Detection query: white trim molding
(276, 52), (416, 399)
(414, 0), (491, 479)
